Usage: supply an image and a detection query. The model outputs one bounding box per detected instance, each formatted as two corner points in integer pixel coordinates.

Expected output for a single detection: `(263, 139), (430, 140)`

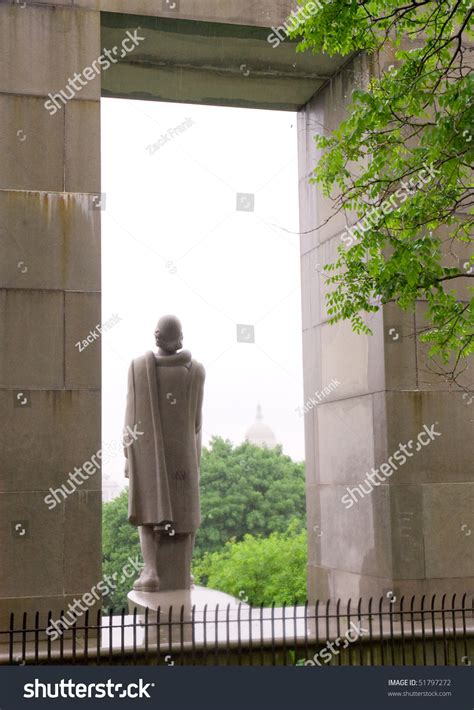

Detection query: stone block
(79, 0), (296, 27)
(302, 325), (320, 403)
(316, 235), (338, 325)
(414, 301), (472, 391)
(306, 483), (323, 567)
(320, 319), (369, 396)
(0, 289), (63, 388)
(0, 95), (64, 192)
(300, 55), (372, 246)
(301, 327), (319, 486)
(0, 191), (100, 291)
(300, 251), (313, 331)
(317, 395), (375, 485)
(64, 490), (102, 595)
(65, 100), (100, 193)
(0, 595), (101, 642)
(0, 492), (64, 598)
(318, 484), (392, 579)
(297, 112), (319, 256)
(307, 563), (332, 603)
(379, 391), (473, 484)
(319, 315), (384, 400)
(302, 405), (316, 488)
(316, 189), (348, 245)
(0, 5), (100, 100)
(0, 389), (101, 492)
(383, 302), (417, 391)
(331, 568), (391, 604)
(332, 571), (474, 605)
(389, 485), (425, 579)
(423, 483), (474, 579)
(65, 292), (101, 389)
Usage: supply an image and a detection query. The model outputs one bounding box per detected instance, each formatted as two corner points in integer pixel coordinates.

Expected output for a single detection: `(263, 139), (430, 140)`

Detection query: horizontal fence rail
(1, 594), (473, 666)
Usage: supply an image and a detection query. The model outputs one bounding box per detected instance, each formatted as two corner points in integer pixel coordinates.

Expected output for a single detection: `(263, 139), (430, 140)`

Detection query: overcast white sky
(101, 98), (304, 492)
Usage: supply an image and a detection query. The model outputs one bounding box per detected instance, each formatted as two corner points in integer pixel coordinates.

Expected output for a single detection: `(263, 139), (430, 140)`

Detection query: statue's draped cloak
(124, 350), (205, 532)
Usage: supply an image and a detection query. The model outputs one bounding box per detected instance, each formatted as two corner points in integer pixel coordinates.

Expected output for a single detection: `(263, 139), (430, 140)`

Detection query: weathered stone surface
(389, 484), (425, 580)
(65, 292), (101, 389)
(0, 191), (100, 291)
(0, 0), (470, 617)
(320, 317), (382, 398)
(0, 595), (100, 636)
(0, 289), (64, 388)
(80, 0), (301, 27)
(316, 484), (392, 578)
(423, 483), (474, 579)
(383, 302), (417, 391)
(65, 100), (100, 194)
(299, 47), (473, 602)
(99, 11), (347, 112)
(0, 389), (101, 492)
(414, 301), (472, 391)
(317, 395), (375, 485)
(64, 491), (102, 594)
(300, 251), (313, 331)
(0, 492), (65, 598)
(0, 95), (64, 192)
(0, 5), (100, 100)
(376, 391), (472, 484)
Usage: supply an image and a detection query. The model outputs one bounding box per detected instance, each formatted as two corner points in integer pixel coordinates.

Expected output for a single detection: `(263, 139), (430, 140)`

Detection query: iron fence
(1, 593), (473, 666)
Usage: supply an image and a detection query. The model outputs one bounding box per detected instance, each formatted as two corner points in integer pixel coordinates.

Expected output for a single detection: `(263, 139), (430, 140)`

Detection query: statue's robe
(124, 349), (205, 533)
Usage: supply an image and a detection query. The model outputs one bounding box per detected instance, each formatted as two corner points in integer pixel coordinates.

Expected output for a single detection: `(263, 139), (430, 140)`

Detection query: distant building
(245, 404), (278, 449)
(102, 473), (124, 503)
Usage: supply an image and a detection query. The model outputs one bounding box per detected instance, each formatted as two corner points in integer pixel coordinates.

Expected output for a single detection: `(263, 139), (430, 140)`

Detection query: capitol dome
(245, 404), (278, 449)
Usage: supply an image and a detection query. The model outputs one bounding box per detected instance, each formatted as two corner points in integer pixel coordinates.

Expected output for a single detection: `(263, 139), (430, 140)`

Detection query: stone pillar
(0, 4), (102, 625)
(298, 53), (474, 602)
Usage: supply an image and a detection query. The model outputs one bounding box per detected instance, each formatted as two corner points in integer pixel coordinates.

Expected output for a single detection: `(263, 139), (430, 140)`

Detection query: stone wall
(0, 0), (471, 619)
(0, 0), (315, 623)
(298, 51), (474, 602)
(0, 3), (101, 623)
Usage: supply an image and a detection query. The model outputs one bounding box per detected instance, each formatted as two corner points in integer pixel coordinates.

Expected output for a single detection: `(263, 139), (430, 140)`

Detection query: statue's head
(155, 315), (183, 354)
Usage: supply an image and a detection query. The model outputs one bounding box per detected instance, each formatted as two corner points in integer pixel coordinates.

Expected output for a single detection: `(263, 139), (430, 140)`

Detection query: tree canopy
(102, 489), (141, 611)
(291, 0), (473, 384)
(193, 522), (307, 606)
(102, 438), (306, 609)
(195, 437), (306, 558)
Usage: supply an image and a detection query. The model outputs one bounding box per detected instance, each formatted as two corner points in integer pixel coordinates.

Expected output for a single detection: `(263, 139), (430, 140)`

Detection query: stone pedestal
(128, 585), (242, 617)
(128, 586), (243, 647)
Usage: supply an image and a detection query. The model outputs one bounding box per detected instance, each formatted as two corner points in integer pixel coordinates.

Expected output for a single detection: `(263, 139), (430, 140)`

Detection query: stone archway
(1, 1), (471, 624)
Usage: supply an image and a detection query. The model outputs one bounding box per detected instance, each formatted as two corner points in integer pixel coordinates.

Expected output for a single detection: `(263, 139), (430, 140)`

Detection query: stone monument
(124, 315), (205, 594)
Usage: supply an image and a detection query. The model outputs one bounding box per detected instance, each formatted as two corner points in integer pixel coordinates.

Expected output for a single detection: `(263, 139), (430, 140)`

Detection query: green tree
(193, 522), (307, 606)
(291, 0), (473, 384)
(102, 440), (306, 608)
(195, 437), (306, 558)
(102, 490), (141, 611)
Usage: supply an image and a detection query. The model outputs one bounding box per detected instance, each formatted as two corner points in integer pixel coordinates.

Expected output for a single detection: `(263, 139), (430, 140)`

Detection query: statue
(123, 315), (205, 592)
